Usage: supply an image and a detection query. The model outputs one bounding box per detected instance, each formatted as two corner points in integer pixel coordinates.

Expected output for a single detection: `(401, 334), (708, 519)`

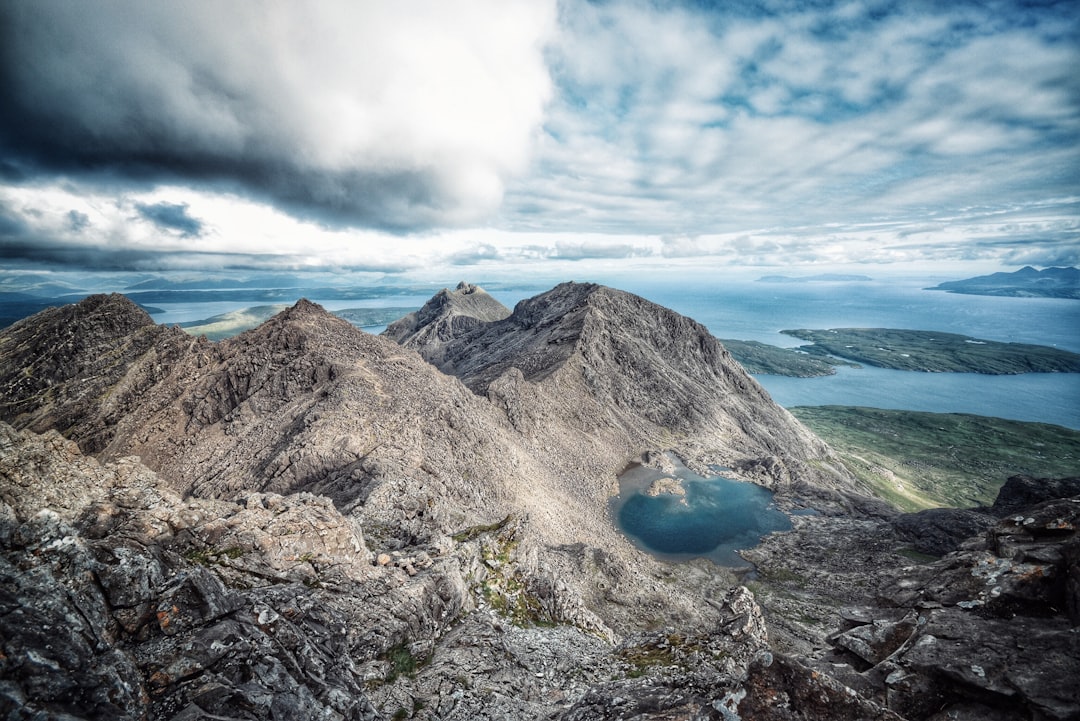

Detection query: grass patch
(793, 406), (1080, 510)
(452, 514), (513, 544)
(617, 632), (717, 678)
(896, 547), (939, 564)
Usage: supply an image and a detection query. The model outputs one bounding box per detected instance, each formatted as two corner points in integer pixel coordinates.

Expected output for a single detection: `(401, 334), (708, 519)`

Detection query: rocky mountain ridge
(386, 281), (855, 503)
(1, 284), (1076, 719)
(0, 287), (859, 638)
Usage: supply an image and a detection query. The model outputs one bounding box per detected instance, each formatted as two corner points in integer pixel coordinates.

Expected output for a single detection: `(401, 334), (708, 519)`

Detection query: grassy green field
(781, 328), (1080, 374)
(791, 406), (1080, 511)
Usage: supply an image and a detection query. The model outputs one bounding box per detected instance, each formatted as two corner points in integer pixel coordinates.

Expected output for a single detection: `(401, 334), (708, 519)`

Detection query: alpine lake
(611, 459), (794, 567)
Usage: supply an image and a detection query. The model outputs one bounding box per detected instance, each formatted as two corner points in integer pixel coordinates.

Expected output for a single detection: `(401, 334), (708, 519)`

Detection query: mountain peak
(280, 297), (329, 318)
(382, 281), (510, 355)
(389, 281), (836, 488)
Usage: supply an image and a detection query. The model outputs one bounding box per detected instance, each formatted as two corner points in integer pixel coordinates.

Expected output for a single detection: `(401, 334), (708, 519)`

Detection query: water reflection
(611, 458), (791, 566)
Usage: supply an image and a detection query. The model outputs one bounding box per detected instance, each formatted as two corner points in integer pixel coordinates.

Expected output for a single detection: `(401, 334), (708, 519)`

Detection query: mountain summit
(387, 281), (840, 495)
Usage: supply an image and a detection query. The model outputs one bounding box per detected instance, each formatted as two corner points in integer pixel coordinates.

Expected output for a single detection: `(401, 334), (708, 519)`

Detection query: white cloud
(2, 0), (1076, 273)
(2, 0), (556, 229)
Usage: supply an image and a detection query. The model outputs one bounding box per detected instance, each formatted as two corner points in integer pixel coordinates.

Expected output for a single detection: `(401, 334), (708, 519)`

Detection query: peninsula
(781, 327), (1080, 374)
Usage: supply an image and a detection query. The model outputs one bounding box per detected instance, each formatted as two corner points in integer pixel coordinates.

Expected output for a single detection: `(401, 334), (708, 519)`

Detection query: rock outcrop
(743, 474), (1080, 721)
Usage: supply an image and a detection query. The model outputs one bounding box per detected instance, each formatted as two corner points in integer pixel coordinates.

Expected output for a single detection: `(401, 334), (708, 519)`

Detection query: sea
(143, 275), (1080, 430)
(609, 276), (1080, 431)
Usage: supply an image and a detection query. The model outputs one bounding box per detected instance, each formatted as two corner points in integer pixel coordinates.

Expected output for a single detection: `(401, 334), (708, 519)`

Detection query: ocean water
(608, 277), (1080, 429)
(612, 461), (791, 566)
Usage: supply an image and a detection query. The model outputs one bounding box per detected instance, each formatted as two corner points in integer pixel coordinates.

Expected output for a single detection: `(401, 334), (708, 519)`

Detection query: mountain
(927, 266), (1080, 298)
(0, 289), (858, 635)
(4, 286), (1073, 719)
(386, 281), (845, 498)
(383, 281), (512, 367)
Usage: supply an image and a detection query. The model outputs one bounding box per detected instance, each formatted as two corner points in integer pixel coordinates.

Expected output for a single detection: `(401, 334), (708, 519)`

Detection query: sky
(0, 0), (1078, 282)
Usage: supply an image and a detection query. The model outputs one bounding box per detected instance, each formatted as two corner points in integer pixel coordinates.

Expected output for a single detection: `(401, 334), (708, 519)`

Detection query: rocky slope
(386, 282), (855, 502)
(2, 287), (1073, 719)
(5, 419), (1074, 720)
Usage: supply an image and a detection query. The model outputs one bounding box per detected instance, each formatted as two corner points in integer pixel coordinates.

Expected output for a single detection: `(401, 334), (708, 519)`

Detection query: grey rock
(892, 508), (997, 556)
(990, 474), (1080, 517)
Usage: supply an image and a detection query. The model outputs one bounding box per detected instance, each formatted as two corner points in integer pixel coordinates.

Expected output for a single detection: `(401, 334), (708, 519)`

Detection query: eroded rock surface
(1, 287), (1075, 720)
(745, 475), (1080, 721)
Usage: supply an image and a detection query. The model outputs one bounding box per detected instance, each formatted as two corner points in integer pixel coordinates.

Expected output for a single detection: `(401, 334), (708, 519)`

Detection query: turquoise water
(612, 461), (791, 566)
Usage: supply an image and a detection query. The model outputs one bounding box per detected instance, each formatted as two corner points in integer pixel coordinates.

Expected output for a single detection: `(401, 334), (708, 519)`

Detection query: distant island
(718, 338), (853, 377)
(926, 266), (1080, 299)
(180, 304), (417, 340)
(756, 273), (872, 283)
(781, 327), (1080, 374)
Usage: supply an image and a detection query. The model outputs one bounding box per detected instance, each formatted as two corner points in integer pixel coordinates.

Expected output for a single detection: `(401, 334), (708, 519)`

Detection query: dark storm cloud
(0, 207), (28, 238)
(135, 202), (203, 237)
(0, 2), (554, 232)
(66, 210), (90, 233)
(0, 236), (311, 273)
(0, 238), (171, 270)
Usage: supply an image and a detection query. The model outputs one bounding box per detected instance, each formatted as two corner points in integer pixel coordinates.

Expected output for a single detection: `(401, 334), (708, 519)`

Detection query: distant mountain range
(927, 266), (1080, 299)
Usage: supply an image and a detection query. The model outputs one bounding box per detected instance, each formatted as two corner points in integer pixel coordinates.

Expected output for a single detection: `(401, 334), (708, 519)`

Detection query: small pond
(611, 459), (792, 567)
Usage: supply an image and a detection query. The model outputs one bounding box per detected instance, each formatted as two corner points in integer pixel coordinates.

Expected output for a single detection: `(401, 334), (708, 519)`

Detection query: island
(780, 327), (1080, 374)
(926, 266), (1079, 299)
(756, 273), (872, 283)
(718, 338), (854, 377)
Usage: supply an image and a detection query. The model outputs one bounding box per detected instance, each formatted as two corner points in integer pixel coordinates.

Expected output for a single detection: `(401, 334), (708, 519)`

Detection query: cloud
(551, 241), (650, 261)
(0, 1), (556, 231)
(1, 0), (1076, 274)
(135, 202), (203, 237)
(448, 244), (503, 266)
(503, 0), (1080, 243)
(66, 210), (90, 233)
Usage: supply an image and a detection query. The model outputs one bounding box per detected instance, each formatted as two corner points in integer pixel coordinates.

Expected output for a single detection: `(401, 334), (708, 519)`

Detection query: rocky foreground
(0, 283), (1077, 720)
